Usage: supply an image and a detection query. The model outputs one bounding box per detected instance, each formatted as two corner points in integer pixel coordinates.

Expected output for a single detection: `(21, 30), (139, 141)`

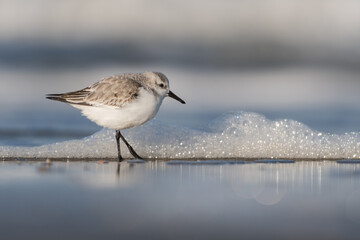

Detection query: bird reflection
(116, 162), (121, 177)
(115, 160), (141, 178)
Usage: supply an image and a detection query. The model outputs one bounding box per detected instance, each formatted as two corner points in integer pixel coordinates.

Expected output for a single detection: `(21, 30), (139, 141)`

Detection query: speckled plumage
(48, 74), (148, 107)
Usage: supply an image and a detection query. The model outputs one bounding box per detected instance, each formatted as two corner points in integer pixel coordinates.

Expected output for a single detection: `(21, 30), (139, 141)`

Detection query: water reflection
(1, 160), (360, 239)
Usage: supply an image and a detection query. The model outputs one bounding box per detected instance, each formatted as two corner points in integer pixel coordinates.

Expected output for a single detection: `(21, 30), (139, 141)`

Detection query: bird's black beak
(168, 91), (186, 104)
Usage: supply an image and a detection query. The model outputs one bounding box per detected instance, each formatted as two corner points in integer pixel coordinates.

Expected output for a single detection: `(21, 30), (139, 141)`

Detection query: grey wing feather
(46, 88), (92, 106)
(46, 75), (142, 107)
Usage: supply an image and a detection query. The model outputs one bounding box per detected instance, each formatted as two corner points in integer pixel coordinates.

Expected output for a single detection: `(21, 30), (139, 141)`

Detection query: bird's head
(143, 72), (185, 104)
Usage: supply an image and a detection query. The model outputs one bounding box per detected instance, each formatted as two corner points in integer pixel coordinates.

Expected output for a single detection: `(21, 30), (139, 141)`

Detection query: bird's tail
(46, 90), (91, 106)
(46, 93), (69, 103)
(45, 94), (67, 102)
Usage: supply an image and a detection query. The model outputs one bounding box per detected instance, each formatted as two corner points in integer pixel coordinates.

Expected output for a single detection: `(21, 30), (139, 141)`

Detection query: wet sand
(1, 159), (360, 240)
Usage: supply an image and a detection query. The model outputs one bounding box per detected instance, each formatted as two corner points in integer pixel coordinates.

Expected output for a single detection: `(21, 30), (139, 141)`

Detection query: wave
(1, 111), (360, 159)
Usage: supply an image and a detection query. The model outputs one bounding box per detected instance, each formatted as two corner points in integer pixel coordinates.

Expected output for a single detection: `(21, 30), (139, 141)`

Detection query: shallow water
(1, 160), (360, 240)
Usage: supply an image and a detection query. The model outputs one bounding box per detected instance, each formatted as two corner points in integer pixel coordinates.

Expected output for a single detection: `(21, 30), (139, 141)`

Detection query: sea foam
(1, 111), (360, 159)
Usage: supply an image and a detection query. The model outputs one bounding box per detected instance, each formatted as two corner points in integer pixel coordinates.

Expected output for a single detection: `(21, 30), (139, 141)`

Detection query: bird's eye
(159, 83), (165, 88)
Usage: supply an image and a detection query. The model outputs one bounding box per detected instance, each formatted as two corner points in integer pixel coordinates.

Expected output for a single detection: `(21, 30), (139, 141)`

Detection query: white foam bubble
(1, 111), (360, 159)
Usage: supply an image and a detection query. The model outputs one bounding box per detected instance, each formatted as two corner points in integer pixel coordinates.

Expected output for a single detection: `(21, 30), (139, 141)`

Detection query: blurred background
(0, 0), (360, 146)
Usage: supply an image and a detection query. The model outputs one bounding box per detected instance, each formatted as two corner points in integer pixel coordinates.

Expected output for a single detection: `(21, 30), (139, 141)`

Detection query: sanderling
(46, 72), (185, 161)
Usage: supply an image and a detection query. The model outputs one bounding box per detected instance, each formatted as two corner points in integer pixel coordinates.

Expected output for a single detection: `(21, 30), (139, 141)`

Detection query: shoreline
(2, 157), (359, 162)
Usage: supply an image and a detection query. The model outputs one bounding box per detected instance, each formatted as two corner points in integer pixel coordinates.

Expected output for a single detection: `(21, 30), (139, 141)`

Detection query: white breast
(72, 88), (163, 130)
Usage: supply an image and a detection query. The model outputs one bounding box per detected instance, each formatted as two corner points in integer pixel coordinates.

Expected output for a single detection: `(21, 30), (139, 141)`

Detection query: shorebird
(46, 72), (185, 161)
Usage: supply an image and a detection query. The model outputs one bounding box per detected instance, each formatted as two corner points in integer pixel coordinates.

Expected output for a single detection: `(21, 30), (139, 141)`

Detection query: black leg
(115, 130), (123, 162)
(118, 131), (143, 159)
